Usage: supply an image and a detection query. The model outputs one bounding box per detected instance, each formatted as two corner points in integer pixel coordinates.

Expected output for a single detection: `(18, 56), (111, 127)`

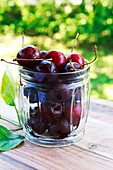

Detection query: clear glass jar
(18, 64), (90, 147)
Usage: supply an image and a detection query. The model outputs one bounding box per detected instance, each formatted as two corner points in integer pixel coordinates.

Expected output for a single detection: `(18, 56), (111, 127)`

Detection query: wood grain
(76, 98), (113, 160)
(0, 98), (113, 170)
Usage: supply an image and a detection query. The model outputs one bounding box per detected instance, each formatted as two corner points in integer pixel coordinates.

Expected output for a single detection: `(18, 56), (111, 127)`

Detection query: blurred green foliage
(0, 0), (113, 101)
(0, 0), (113, 46)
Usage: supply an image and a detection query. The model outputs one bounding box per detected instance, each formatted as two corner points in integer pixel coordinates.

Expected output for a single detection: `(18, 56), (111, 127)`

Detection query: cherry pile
(16, 45), (85, 72)
(26, 88), (82, 139)
(17, 45), (87, 139)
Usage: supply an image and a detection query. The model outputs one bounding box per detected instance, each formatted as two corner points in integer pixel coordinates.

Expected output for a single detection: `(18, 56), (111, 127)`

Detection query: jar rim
(20, 60), (90, 75)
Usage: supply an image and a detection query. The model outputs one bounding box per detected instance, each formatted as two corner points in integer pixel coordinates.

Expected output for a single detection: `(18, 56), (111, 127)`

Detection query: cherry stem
(1, 58), (52, 70)
(69, 59), (76, 71)
(71, 32), (80, 53)
(22, 32), (24, 48)
(13, 58), (52, 61)
(1, 58), (20, 66)
(79, 45), (97, 69)
(0, 58), (32, 71)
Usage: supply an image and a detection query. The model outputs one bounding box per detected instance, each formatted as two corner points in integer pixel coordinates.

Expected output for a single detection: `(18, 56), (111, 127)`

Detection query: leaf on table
(1, 66), (16, 106)
(0, 125), (24, 151)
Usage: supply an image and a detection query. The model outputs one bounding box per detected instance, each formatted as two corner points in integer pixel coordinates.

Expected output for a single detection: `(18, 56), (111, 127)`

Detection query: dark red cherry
(64, 62), (81, 72)
(40, 51), (47, 59)
(47, 84), (71, 103)
(65, 102), (82, 127)
(41, 102), (62, 123)
(34, 71), (58, 83)
(59, 118), (70, 139)
(48, 120), (60, 137)
(28, 117), (47, 134)
(67, 52), (84, 68)
(17, 45), (41, 68)
(48, 118), (70, 139)
(45, 50), (66, 71)
(33, 60), (58, 73)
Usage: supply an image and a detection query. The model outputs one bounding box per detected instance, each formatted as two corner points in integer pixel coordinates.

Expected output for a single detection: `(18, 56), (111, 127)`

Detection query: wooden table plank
(1, 137), (113, 170)
(77, 118), (113, 158)
(0, 153), (36, 170)
(1, 139), (113, 170)
(76, 98), (113, 160)
(0, 98), (113, 170)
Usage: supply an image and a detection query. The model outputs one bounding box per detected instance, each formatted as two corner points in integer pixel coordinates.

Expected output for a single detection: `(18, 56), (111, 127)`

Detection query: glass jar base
(24, 130), (85, 147)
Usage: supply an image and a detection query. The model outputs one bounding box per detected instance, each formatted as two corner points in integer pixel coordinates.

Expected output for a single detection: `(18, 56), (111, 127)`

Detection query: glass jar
(18, 64), (90, 147)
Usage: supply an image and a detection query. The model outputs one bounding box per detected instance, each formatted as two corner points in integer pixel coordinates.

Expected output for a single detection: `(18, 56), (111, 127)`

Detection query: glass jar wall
(18, 65), (90, 147)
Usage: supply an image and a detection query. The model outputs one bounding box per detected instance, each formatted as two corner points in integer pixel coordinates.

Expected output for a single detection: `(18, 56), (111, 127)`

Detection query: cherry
(17, 45), (41, 68)
(48, 120), (60, 137)
(59, 118), (70, 139)
(67, 52), (84, 68)
(24, 87), (38, 103)
(28, 117), (47, 134)
(48, 118), (70, 139)
(40, 51), (47, 59)
(65, 102), (82, 127)
(33, 60), (58, 73)
(44, 50), (66, 71)
(33, 61), (58, 83)
(47, 84), (72, 103)
(33, 60), (58, 84)
(41, 102), (62, 123)
(63, 62), (81, 72)
(34, 72), (58, 83)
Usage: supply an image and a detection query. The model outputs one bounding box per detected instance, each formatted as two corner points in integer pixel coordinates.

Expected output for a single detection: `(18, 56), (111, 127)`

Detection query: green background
(0, 0), (113, 100)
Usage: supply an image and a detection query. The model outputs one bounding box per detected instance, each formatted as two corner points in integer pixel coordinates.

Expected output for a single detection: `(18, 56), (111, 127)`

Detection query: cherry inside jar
(18, 64), (90, 147)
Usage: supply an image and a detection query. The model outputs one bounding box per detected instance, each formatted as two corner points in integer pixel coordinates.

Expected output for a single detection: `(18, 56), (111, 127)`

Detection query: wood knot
(88, 143), (97, 149)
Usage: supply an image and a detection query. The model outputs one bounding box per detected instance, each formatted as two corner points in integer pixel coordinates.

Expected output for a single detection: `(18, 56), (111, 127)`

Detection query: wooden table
(0, 98), (113, 170)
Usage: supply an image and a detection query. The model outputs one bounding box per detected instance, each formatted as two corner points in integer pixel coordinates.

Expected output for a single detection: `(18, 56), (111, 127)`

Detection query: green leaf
(1, 66), (16, 106)
(0, 125), (24, 151)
